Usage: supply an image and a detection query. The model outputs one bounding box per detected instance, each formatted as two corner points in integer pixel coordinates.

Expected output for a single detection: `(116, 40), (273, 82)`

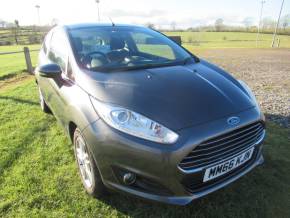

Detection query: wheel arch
(68, 121), (77, 143)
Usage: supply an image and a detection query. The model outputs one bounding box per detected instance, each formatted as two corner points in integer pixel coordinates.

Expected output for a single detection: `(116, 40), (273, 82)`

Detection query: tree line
(146, 15), (290, 35)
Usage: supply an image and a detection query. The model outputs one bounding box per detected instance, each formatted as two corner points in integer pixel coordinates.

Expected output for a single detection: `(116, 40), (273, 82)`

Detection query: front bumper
(82, 107), (265, 205)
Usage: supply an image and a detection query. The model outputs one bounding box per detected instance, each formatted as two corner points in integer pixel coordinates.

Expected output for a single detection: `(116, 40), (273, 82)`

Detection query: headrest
(73, 37), (83, 52)
(110, 36), (125, 50)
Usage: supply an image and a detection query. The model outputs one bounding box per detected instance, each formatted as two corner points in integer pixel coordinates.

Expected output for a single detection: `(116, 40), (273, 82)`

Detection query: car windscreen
(67, 26), (192, 72)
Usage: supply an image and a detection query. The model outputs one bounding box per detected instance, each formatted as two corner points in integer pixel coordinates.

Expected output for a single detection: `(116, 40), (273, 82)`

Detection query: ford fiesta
(35, 23), (265, 205)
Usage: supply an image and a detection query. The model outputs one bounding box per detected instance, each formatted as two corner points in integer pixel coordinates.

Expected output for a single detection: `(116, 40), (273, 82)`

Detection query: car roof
(63, 23), (144, 30)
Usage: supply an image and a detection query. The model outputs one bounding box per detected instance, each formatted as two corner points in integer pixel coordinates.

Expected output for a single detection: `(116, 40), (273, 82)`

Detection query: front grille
(179, 122), (265, 171)
(182, 148), (259, 193)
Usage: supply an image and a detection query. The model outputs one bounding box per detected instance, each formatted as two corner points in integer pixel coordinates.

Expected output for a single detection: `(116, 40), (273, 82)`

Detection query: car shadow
(265, 113), (290, 129)
(0, 95), (39, 106)
(0, 73), (18, 81)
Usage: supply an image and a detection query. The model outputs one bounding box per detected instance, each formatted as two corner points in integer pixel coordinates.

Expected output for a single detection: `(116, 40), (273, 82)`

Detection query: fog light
(123, 172), (136, 185)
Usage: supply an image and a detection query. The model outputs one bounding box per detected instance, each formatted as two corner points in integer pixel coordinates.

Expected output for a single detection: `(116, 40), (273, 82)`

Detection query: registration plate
(203, 147), (255, 182)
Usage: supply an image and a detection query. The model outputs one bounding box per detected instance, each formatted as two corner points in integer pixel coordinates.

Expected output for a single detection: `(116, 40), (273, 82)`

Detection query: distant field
(1, 31), (290, 79)
(165, 31), (290, 48)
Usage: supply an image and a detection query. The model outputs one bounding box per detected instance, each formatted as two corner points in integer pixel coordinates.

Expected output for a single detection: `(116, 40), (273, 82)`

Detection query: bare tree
(51, 18), (59, 27)
(215, 18), (224, 32)
(14, 20), (19, 27)
(146, 22), (155, 29)
(13, 20), (20, 44)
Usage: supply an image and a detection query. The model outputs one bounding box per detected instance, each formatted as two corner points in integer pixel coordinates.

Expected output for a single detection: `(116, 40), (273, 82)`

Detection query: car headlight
(90, 96), (179, 144)
(238, 80), (259, 107)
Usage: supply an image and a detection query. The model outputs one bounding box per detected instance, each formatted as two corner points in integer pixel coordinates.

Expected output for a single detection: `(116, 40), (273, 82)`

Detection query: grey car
(35, 23), (265, 205)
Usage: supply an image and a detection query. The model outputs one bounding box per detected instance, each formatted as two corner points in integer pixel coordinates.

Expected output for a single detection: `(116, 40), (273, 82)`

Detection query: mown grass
(0, 44), (40, 78)
(0, 77), (289, 217)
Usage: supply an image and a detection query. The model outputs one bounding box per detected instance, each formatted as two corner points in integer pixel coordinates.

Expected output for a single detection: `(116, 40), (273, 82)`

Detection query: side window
(48, 30), (68, 71)
(42, 32), (52, 54)
(131, 32), (175, 60)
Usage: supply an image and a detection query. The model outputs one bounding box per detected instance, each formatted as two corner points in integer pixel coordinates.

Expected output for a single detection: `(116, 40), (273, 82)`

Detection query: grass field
(165, 31), (290, 48)
(0, 77), (289, 217)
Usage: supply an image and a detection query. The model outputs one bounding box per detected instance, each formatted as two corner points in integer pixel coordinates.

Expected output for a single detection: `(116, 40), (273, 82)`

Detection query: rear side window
(48, 29), (68, 71)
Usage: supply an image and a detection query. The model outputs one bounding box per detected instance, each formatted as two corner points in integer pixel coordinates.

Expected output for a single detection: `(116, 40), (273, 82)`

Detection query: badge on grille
(227, 116), (240, 125)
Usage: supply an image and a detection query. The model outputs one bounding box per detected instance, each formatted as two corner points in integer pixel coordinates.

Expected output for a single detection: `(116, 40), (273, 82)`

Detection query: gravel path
(196, 48), (290, 128)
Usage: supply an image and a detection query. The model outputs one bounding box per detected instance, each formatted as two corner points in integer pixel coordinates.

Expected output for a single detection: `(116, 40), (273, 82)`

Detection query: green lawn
(0, 77), (289, 217)
(0, 44), (40, 79)
(165, 31), (290, 48)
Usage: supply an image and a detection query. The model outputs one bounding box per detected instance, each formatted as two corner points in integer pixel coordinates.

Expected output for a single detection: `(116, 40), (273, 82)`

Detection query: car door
(37, 31), (53, 103)
(40, 28), (72, 127)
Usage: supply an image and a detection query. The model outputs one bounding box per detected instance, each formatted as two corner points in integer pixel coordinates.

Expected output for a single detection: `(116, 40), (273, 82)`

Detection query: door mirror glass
(38, 64), (62, 78)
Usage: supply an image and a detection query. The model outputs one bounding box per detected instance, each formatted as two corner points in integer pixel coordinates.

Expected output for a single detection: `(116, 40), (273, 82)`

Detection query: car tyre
(38, 87), (51, 113)
(73, 128), (106, 198)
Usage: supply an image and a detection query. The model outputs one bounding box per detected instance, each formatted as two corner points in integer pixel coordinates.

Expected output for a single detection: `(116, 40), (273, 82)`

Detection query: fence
(0, 26), (49, 45)
(0, 47), (39, 79)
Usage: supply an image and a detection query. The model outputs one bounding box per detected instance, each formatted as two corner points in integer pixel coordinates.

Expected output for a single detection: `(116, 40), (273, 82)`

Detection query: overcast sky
(1, 0), (289, 28)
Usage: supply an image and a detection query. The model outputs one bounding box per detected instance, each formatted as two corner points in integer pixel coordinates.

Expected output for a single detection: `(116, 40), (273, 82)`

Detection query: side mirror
(169, 36), (182, 46)
(38, 64), (62, 78)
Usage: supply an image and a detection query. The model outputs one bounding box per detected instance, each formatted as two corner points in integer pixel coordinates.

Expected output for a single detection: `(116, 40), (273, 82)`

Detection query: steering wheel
(123, 56), (147, 66)
(81, 51), (108, 67)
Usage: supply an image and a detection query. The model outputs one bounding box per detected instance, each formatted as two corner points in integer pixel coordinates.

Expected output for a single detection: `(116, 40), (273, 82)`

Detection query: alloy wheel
(75, 135), (94, 189)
